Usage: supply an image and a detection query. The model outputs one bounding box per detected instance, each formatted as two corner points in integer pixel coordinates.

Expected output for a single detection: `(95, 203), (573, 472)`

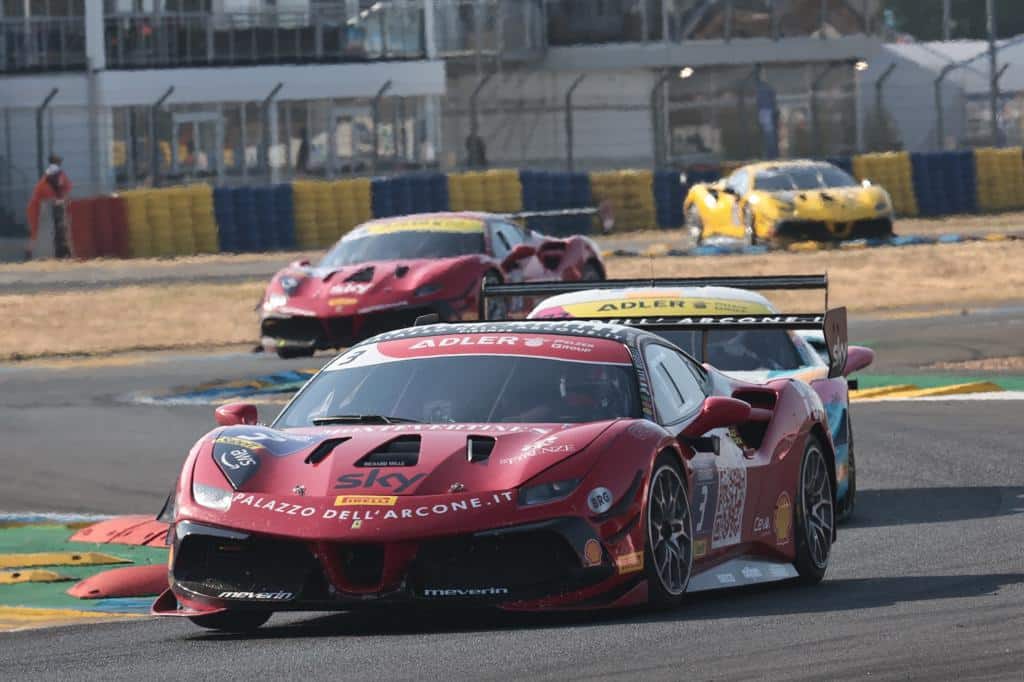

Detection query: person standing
(26, 154), (73, 258)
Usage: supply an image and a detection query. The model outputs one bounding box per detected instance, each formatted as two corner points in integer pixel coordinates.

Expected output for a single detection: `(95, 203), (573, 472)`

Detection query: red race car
(155, 315), (846, 632)
(259, 212), (606, 358)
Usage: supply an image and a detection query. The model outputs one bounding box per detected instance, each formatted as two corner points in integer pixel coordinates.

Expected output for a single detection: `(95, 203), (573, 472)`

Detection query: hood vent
(394, 265), (410, 278)
(305, 437), (350, 465)
(356, 435), (420, 467)
(466, 435), (496, 463)
(346, 266), (375, 283)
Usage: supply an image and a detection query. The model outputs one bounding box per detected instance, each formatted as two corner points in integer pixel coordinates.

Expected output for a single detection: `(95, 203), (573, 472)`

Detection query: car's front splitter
(158, 515), (643, 615)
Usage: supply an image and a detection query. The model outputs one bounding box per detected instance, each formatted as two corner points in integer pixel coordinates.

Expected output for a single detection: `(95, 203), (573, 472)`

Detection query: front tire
(685, 205), (704, 245)
(794, 436), (835, 585)
(644, 453), (693, 609)
(188, 610), (271, 632)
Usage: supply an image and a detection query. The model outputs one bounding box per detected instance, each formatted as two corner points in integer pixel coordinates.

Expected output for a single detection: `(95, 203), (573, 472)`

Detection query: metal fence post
(650, 70), (673, 169)
(371, 80), (393, 175)
(811, 63), (841, 156)
(36, 88), (59, 177)
(469, 71), (495, 145)
(150, 86), (174, 187)
(565, 74), (586, 172)
(262, 82), (284, 182)
(934, 63), (956, 151)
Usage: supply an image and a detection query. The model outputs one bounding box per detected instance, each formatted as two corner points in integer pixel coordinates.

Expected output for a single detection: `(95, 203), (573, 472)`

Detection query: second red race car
(259, 212), (606, 358)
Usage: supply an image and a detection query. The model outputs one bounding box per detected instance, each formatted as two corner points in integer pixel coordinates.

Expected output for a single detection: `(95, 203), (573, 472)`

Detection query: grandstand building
(2, 0), (885, 240)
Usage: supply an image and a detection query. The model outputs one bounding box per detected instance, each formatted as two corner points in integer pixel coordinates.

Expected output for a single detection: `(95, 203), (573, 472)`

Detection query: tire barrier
(58, 147), (1024, 261)
(912, 151), (978, 217)
(591, 169), (656, 232)
(973, 147), (1024, 212)
(520, 170), (592, 235)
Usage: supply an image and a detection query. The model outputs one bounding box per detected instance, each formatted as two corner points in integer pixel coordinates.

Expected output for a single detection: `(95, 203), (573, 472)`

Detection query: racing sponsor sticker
(334, 495), (398, 507)
(711, 466), (747, 549)
(691, 463), (718, 538)
(354, 217), (485, 237)
(212, 438), (262, 489)
(614, 551), (644, 575)
(583, 539), (603, 567)
(554, 296), (772, 319)
(774, 492), (793, 545)
(233, 491), (517, 523)
(217, 427), (315, 457)
(692, 538), (708, 559)
(587, 487), (613, 514)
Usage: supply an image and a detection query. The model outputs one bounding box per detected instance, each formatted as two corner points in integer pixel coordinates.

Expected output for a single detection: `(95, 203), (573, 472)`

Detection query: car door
(642, 343), (755, 565)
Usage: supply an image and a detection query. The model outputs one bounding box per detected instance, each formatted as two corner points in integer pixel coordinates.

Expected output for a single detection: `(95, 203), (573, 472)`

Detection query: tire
(835, 418), (857, 523)
(276, 346), (315, 360)
(581, 260), (603, 281)
(188, 610), (271, 632)
(685, 205), (704, 245)
(793, 436), (835, 585)
(483, 271), (507, 321)
(644, 453), (693, 609)
(742, 205), (758, 246)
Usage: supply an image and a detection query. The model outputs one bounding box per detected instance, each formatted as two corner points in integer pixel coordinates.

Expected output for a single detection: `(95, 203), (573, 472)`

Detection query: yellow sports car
(683, 160), (894, 245)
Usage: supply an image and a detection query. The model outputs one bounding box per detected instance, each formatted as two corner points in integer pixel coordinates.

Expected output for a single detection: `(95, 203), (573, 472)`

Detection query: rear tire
(483, 271), (507, 321)
(794, 436), (834, 585)
(188, 610), (271, 632)
(581, 260), (603, 281)
(276, 346), (315, 360)
(835, 418), (857, 523)
(644, 453), (693, 609)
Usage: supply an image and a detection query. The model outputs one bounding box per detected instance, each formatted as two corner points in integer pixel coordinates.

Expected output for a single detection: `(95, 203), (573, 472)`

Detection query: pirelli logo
(334, 495), (399, 507)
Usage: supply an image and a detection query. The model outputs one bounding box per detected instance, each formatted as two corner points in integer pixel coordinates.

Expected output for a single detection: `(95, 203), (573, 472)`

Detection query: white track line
(855, 391), (1024, 403)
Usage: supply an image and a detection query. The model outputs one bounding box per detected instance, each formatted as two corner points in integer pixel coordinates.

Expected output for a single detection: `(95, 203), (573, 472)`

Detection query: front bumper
(157, 518), (626, 615)
(260, 301), (460, 351)
(773, 216), (893, 242)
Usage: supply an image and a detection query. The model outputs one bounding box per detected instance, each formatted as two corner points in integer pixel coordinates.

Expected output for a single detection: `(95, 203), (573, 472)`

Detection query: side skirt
(686, 558), (798, 593)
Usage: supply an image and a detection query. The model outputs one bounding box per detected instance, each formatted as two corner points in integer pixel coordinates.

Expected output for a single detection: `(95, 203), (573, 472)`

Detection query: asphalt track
(1, 310), (1023, 680)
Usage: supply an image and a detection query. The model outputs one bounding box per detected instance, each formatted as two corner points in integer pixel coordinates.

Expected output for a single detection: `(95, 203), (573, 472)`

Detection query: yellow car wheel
(742, 205), (758, 246)
(685, 205), (704, 246)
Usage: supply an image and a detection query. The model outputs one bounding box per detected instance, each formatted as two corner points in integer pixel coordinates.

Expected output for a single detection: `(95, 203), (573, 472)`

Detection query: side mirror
(215, 403), (258, 426)
(843, 345), (875, 376)
(501, 243), (536, 270)
(681, 397), (751, 439)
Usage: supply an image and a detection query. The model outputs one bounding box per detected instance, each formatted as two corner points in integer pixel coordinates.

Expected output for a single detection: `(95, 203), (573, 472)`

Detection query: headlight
(279, 275), (302, 296)
(775, 199), (795, 212)
(874, 200), (890, 212)
(414, 283), (442, 297)
(192, 482), (233, 511)
(518, 478), (580, 506)
(264, 294), (288, 311)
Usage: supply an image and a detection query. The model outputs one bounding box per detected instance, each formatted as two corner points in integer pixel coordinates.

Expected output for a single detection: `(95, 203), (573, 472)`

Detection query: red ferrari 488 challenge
(259, 212), (605, 357)
(155, 314), (847, 632)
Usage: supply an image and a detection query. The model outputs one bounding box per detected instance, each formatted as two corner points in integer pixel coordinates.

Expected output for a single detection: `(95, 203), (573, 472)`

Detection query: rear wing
(478, 273), (845, 378)
(481, 274), (829, 315)
(495, 201), (615, 234)
(570, 307), (849, 379)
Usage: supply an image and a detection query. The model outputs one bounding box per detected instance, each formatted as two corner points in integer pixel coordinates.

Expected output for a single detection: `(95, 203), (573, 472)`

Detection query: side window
(726, 169), (750, 196)
(490, 221), (524, 259)
(644, 344), (706, 424)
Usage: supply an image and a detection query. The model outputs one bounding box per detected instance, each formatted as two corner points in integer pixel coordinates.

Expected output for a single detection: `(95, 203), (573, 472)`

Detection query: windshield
(276, 354), (642, 427)
(654, 329), (807, 372)
(320, 230), (485, 267)
(755, 165), (859, 192)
